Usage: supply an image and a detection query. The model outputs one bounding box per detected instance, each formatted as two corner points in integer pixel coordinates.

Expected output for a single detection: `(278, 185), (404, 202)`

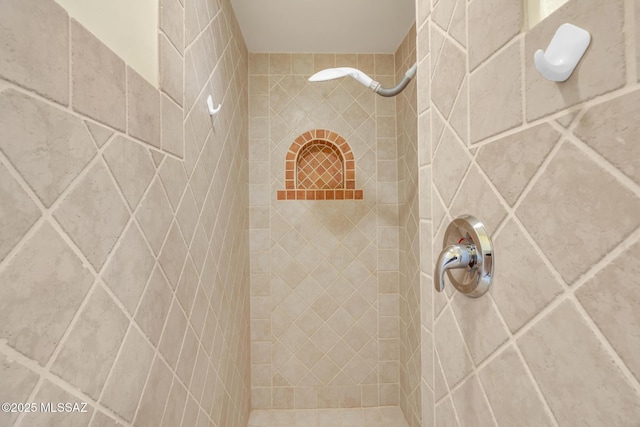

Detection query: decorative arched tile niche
(277, 129), (363, 200)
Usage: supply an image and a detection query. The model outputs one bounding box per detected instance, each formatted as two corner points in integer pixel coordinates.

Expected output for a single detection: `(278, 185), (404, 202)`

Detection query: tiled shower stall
(1, 0), (640, 427)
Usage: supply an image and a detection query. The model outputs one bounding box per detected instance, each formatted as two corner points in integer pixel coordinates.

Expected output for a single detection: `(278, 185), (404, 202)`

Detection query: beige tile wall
(248, 53), (401, 409)
(0, 0), (251, 426)
(395, 26), (423, 427)
(418, 0), (640, 425)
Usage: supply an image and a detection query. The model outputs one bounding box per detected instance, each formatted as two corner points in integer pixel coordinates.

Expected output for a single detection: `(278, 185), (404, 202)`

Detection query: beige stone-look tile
(517, 142), (640, 284)
(136, 177), (174, 255)
(103, 136), (155, 209)
(160, 0), (184, 54)
(161, 379), (187, 427)
(100, 327), (155, 422)
(0, 0), (69, 104)
(490, 220), (563, 333)
(84, 122), (114, 149)
(0, 223), (93, 364)
(270, 54), (292, 75)
(468, 0), (522, 70)
(51, 286), (128, 399)
(177, 187), (199, 245)
(101, 223), (155, 314)
(133, 356), (172, 427)
(435, 397), (460, 427)
(431, 38), (465, 118)
(431, 0), (456, 31)
(127, 68), (161, 147)
(0, 161), (40, 262)
(451, 375), (497, 427)
(479, 345), (555, 427)
(524, 0), (625, 121)
(135, 266), (172, 345)
(573, 90), (640, 187)
(470, 40), (522, 143)
(249, 53), (269, 75)
(0, 89), (97, 207)
(176, 256), (199, 313)
(160, 34), (183, 106)
(71, 21), (126, 130)
(476, 123), (560, 206)
(159, 222), (188, 288)
(576, 239), (640, 382)
(176, 326), (198, 385)
(0, 354), (39, 426)
(161, 94), (184, 157)
(292, 54), (313, 75)
(637, 2), (640, 82)
(450, 293), (509, 366)
(449, 165), (507, 234)
(159, 300), (188, 369)
(159, 156), (188, 211)
(91, 411), (124, 427)
(448, 78), (467, 144)
(435, 307), (474, 388)
(54, 161), (130, 269)
(22, 380), (93, 427)
(432, 128), (471, 206)
(434, 353), (448, 401)
(519, 301), (640, 425)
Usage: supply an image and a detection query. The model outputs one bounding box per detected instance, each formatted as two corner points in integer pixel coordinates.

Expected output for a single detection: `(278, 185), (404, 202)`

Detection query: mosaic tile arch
(277, 129), (364, 200)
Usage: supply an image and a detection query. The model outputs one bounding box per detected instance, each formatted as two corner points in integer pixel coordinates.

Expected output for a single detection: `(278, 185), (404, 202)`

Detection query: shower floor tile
(247, 406), (410, 427)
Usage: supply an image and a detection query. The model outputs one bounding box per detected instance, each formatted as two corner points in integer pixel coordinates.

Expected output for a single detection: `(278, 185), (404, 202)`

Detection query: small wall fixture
(206, 94), (221, 116)
(435, 215), (493, 298)
(534, 23), (591, 82)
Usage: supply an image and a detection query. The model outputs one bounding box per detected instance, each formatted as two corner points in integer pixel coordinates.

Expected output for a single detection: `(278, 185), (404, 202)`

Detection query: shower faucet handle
(435, 244), (476, 293)
(434, 215), (494, 298)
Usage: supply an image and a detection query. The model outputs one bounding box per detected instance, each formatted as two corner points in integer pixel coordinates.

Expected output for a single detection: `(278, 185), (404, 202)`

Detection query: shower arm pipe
(373, 62), (417, 97)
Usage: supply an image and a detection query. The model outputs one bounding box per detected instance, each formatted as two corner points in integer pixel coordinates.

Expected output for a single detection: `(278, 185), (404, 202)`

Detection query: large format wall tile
(22, 380), (94, 426)
(451, 375), (496, 427)
(517, 142), (640, 284)
(479, 346), (555, 427)
(0, 89), (96, 207)
(576, 240), (640, 382)
(524, 0), (626, 121)
(573, 89), (640, 187)
(103, 135), (156, 209)
(127, 68), (161, 147)
(476, 124), (560, 206)
(100, 328), (155, 422)
(0, 354), (39, 426)
(54, 162), (130, 270)
(490, 220), (563, 333)
(0, 0), (69, 104)
(0, 223), (93, 365)
(0, 162), (40, 262)
(435, 307), (473, 389)
(101, 223), (155, 314)
(431, 38), (466, 118)
(71, 21), (126, 130)
(449, 165), (507, 234)
(468, 0), (522, 70)
(432, 128), (470, 206)
(519, 301), (640, 425)
(50, 286), (129, 399)
(470, 41), (522, 143)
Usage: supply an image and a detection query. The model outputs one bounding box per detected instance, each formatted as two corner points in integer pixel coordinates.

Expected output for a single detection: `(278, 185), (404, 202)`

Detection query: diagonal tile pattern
(0, 0), (251, 426)
(420, 0), (640, 425)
